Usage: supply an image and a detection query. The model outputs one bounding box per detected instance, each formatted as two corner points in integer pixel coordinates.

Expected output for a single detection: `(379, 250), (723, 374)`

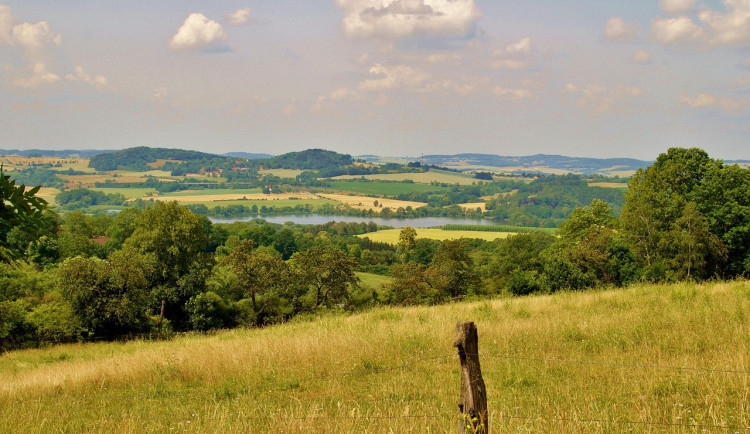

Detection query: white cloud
(659, 0), (698, 14)
(358, 63), (432, 92)
(633, 49), (651, 63)
(493, 86), (533, 100)
(0, 5), (15, 45)
(12, 62), (60, 89)
(65, 65), (109, 90)
(226, 8), (252, 26)
(605, 17), (640, 42)
(283, 100), (297, 116)
(698, 0), (750, 46)
(492, 37), (534, 70)
(681, 93), (746, 113)
(334, 0), (480, 40)
(563, 83), (645, 114)
(11, 21), (61, 49)
(650, 15), (704, 44)
(169, 13), (228, 50)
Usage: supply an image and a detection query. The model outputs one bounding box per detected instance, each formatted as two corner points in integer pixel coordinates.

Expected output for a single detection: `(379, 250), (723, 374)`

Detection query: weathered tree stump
(455, 321), (488, 433)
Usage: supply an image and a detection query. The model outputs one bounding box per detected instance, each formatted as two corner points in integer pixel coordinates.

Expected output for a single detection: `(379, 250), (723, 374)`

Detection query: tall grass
(1, 280), (749, 432)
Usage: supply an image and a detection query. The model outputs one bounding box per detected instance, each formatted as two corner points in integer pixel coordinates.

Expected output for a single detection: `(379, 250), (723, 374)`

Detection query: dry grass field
(151, 192), (320, 203)
(317, 193), (426, 211)
(457, 202), (487, 212)
(588, 182), (629, 189)
(1, 281), (748, 432)
(259, 169), (305, 178)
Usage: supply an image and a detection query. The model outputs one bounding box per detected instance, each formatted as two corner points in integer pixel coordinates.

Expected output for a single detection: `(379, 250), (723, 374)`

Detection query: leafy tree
(290, 245), (359, 310)
(429, 239), (480, 299)
(397, 226), (417, 262)
(187, 292), (235, 331)
(124, 202), (213, 329)
(224, 241), (289, 326)
(1, 166), (49, 263)
(386, 262), (443, 305)
(58, 248), (154, 337)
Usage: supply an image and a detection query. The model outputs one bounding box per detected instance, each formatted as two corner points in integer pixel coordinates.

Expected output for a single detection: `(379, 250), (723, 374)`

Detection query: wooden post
(455, 321), (488, 434)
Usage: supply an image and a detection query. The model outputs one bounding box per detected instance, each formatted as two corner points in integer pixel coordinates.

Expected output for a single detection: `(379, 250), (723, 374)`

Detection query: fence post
(455, 321), (488, 434)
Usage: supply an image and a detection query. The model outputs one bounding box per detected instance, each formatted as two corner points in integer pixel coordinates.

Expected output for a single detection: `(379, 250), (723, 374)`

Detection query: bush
(28, 301), (83, 343)
(187, 292), (236, 331)
(0, 300), (35, 352)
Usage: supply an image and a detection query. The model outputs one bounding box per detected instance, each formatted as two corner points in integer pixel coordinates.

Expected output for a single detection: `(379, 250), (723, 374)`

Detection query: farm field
(457, 202), (487, 211)
(356, 272), (392, 295)
(326, 179), (446, 196)
(91, 187), (158, 199)
(359, 227), (514, 244)
(0, 156), (95, 173)
(161, 188), (262, 197)
(151, 192), (320, 203)
(331, 170), (477, 185)
(1, 280), (748, 432)
(317, 193), (426, 211)
(259, 169), (305, 178)
(201, 198), (336, 210)
(588, 182), (629, 189)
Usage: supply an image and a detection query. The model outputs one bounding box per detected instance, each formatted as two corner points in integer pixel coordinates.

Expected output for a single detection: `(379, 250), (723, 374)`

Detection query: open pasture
(2, 281), (747, 432)
(57, 174), (149, 188)
(259, 168), (305, 178)
(91, 187), (158, 199)
(161, 188), (262, 197)
(201, 198), (336, 210)
(151, 192), (320, 203)
(317, 193), (426, 211)
(359, 227), (514, 244)
(588, 182), (628, 189)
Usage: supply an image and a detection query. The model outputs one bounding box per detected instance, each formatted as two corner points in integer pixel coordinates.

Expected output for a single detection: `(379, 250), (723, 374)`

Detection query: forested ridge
(1, 147), (749, 351)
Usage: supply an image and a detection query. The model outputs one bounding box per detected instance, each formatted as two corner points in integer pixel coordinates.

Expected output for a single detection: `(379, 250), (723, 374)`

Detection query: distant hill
(0, 149), (114, 158)
(88, 146), (222, 171)
(266, 149), (353, 170)
(415, 153), (652, 176)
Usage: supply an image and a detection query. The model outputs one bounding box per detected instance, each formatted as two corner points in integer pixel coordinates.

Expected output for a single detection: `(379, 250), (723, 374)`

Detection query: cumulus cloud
(358, 63), (432, 92)
(226, 8), (253, 26)
(563, 83), (645, 114)
(169, 13), (228, 50)
(11, 21), (61, 49)
(633, 49), (651, 63)
(605, 17), (640, 43)
(650, 15), (704, 44)
(698, 0), (750, 46)
(659, 0), (698, 14)
(12, 62), (60, 88)
(0, 5), (16, 45)
(334, 0), (480, 40)
(492, 37), (535, 69)
(681, 93), (746, 113)
(65, 65), (109, 90)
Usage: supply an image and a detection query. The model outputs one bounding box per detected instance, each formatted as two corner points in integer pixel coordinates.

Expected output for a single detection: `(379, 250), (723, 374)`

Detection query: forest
(1, 147), (749, 351)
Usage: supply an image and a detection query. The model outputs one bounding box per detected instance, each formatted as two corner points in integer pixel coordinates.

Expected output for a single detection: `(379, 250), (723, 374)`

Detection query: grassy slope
(2, 281), (749, 432)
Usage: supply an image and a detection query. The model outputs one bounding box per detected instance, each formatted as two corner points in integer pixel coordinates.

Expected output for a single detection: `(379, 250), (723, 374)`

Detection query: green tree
(224, 240), (289, 326)
(1, 166), (49, 263)
(124, 202), (213, 329)
(429, 239), (479, 299)
(397, 226), (417, 262)
(290, 245), (359, 311)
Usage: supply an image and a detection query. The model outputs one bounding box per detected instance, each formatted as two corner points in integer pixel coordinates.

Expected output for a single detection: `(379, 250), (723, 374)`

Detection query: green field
(161, 188), (262, 197)
(356, 271), (392, 294)
(2, 281), (748, 432)
(260, 169), (305, 178)
(327, 179), (446, 196)
(359, 228), (515, 244)
(91, 187), (158, 199)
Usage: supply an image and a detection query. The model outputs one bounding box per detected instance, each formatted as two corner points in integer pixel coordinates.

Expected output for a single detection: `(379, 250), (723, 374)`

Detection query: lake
(209, 214), (498, 228)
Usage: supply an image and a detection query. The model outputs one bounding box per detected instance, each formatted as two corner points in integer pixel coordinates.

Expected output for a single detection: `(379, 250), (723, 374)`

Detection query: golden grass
(36, 188), (60, 203)
(588, 182), (628, 189)
(1, 281), (748, 432)
(359, 228), (513, 244)
(259, 169), (305, 178)
(457, 202), (487, 212)
(317, 193), (426, 211)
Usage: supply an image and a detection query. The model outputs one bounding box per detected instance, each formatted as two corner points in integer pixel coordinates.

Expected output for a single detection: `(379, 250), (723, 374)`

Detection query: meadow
(1, 281), (748, 432)
(359, 228), (516, 244)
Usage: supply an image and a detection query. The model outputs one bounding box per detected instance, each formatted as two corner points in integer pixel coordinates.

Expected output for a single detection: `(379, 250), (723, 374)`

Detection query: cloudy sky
(1, 1), (749, 160)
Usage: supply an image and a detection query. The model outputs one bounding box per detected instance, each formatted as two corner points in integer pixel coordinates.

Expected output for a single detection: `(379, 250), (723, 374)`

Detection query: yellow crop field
(589, 182), (628, 189)
(331, 170), (477, 185)
(259, 169), (305, 178)
(317, 193), (426, 211)
(457, 202), (487, 211)
(358, 228), (513, 244)
(0, 156), (95, 172)
(150, 192), (320, 203)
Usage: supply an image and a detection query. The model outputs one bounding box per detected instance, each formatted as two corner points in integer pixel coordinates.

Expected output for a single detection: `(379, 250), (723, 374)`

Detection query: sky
(0, 1), (749, 160)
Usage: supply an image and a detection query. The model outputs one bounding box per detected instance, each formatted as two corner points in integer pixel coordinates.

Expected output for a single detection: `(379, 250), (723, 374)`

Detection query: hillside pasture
(161, 188), (262, 197)
(2, 281), (747, 432)
(588, 182), (628, 189)
(259, 169), (305, 178)
(151, 192), (320, 203)
(91, 187), (158, 199)
(0, 156), (95, 173)
(57, 174), (150, 188)
(359, 227), (514, 244)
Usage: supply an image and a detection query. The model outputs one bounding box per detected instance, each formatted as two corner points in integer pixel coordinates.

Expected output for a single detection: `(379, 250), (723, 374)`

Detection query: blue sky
(1, 0), (748, 160)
